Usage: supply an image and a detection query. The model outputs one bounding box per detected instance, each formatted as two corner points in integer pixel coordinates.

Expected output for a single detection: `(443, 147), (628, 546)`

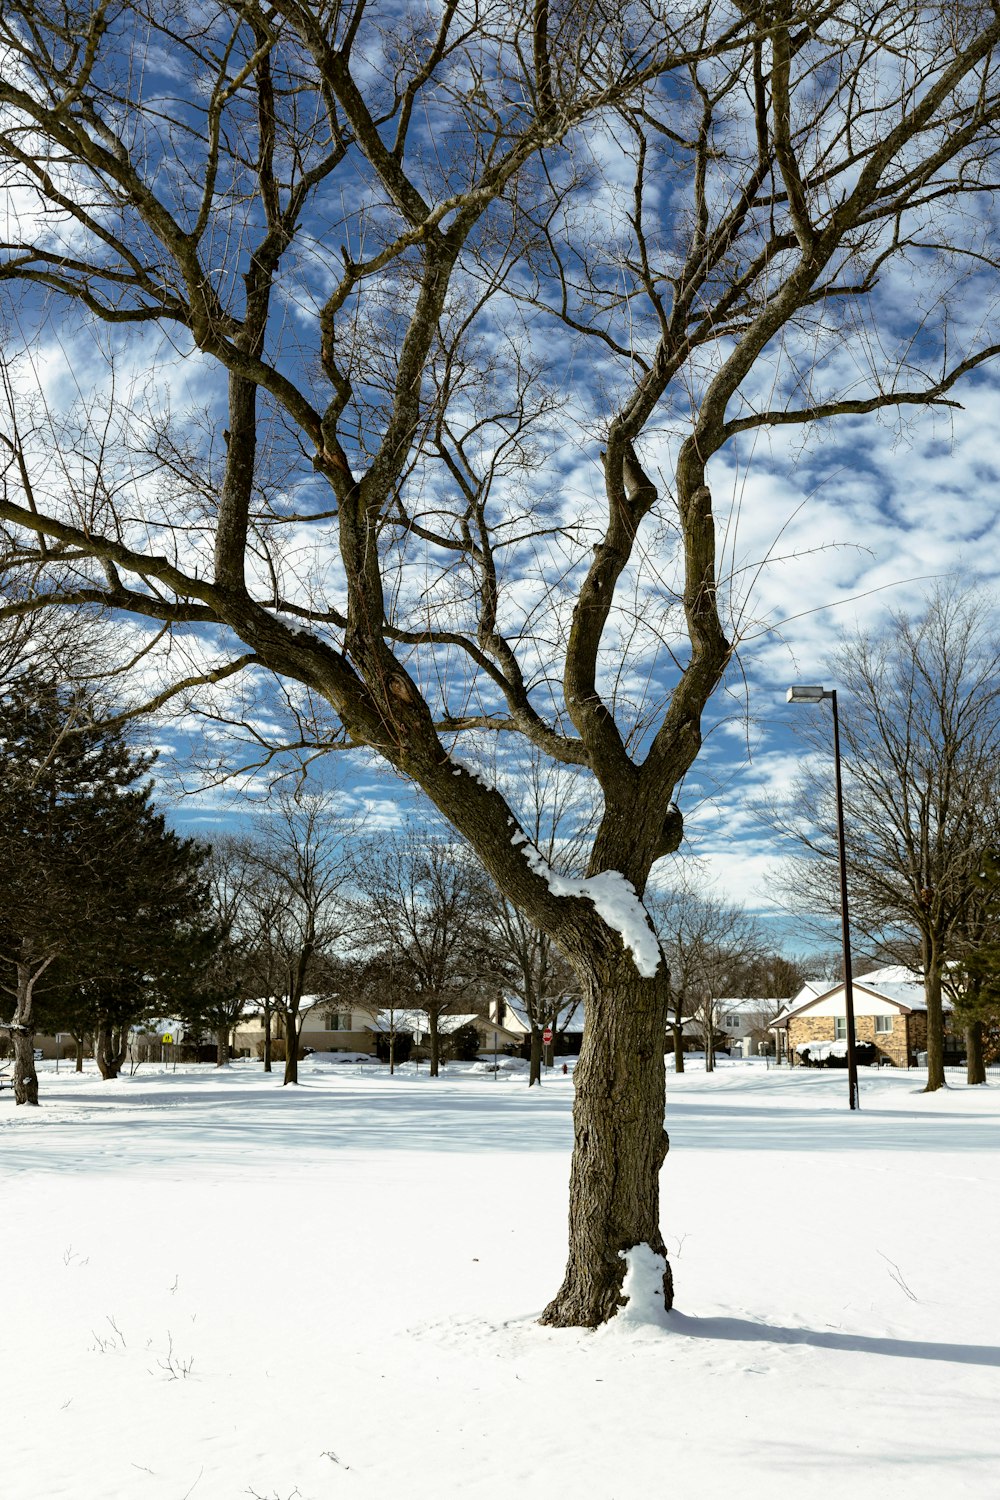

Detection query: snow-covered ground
(3, 1058), (998, 1500)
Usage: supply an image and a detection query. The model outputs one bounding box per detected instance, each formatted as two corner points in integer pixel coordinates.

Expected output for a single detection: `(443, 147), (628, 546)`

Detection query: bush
(442, 1021), (481, 1062)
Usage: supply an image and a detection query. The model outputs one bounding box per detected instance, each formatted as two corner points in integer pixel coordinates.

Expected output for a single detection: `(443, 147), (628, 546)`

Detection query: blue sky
(4, 3), (1000, 960)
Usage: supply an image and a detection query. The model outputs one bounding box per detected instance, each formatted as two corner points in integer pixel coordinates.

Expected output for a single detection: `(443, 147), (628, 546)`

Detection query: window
(726, 1016), (740, 1030)
(834, 1016), (847, 1040)
(326, 1011), (352, 1031)
(875, 1014), (892, 1034)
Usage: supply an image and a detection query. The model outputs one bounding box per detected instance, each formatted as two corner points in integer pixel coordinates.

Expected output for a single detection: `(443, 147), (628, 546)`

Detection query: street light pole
(787, 685), (860, 1110)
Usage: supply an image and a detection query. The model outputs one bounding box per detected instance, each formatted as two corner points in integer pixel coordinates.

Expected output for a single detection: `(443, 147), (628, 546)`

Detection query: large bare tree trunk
(428, 1015), (440, 1078)
(672, 1019), (684, 1074)
(922, 947), (946, 1092)
(966, 1021), (986, 1086)
(528, 1026), (543, 1086)
(216, 1027), (231, 1066)
(95, 1021), (128, 1080)
(12, 1026), (39, 1106)
(263, 1008), (272, 1072)
(282, 1010), (299, 1084)
(11, 955), (49, 1105)
(73, 1034), (85, 1073)
(540, 960), (672, 1327)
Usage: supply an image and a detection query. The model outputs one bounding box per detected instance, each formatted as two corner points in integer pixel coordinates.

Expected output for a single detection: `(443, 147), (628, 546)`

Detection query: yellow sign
(161, 1033), (174, 1045)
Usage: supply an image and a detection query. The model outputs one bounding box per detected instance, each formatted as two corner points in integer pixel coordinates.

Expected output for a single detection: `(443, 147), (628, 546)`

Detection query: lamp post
(787, 685), (860, 1110)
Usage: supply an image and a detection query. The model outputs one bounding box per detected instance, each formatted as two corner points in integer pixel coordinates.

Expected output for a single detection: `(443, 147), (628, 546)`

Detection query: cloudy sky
(4, 2), (1000, 958)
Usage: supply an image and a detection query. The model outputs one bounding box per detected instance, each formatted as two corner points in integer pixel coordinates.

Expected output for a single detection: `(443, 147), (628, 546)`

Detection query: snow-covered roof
(714, 998), (787, 1016)
(769, 980), (830, 1027)
(772, 966), (942, 1026)
(497, 997), (585, 1033)
(365, 1010), (481, 1036)
(241, 995), (331, 1021)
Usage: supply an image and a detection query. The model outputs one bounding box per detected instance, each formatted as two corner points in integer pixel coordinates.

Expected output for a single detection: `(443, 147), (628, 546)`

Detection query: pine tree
(950, 851), (1000, 1086)
(0, 676), (212, 1100)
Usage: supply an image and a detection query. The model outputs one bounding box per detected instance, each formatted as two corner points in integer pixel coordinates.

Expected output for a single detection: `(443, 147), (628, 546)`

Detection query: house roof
(765, 980), (831, 1028)
(770, 966), (938, 1028)
(498, 996), (585, 1033)
(364, 1010), (481, 1036)
(713, 998), (788, 1016)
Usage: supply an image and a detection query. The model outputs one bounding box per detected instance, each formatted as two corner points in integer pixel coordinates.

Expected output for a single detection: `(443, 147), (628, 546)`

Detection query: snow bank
(796, 1040), (848, 1060)
(6, 1060), (1000, 1499)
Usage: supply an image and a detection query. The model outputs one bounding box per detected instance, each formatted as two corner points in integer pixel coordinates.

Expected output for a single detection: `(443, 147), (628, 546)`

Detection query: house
(704, 998), (788, 1057)
(369, 1008), (522, 1060)
(769, 966), (956, 1068)
(234, 999), (520, 1062)
(235, 1000), (378, 1058)
(488, 995), (586, 1055)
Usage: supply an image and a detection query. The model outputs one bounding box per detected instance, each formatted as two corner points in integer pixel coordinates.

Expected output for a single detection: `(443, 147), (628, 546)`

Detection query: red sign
(542, 1027), (553, 1044)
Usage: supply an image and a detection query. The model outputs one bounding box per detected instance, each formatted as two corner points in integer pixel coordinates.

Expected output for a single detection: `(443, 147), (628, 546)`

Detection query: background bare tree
(485, 756), (591, 1084)
(247, 786), (358, 1085)
(353, 833), (491, 1078)
(4, 0), (1000, 1319)
(650, 875), (767, 1072)
(185, 836), (263, 1066)
(768, 588), (1000, 1090)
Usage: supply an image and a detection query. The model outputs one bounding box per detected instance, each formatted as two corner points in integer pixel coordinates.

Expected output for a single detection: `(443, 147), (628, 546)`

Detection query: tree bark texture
(12, 958), (41, 1105)
(540, 961), (672, 1327)
(922, 947), (946, 1091)
(282, 1009), (299, 1084)
(216, 1027), (231, 1066)
(12, 1026), (39, 1106)
(263, 1009), (272, 1072)
(96, 1021), (128, 1080)
(966, 1021), (986, 1086)
(672, 1021), (685, 1073)
(529, 1026), (542, 1086)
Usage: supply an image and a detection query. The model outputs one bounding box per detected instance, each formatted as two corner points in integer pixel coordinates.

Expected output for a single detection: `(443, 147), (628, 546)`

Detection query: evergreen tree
(949, 851), (1000, 1085)
(0, 675), (213, 1100)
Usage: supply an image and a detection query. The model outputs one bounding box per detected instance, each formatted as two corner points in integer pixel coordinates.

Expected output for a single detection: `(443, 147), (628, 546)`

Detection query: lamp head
(786, 685), (828, 703)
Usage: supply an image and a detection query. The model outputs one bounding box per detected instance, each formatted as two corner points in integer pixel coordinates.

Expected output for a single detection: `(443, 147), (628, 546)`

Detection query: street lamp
(787, 684), (860, 1110)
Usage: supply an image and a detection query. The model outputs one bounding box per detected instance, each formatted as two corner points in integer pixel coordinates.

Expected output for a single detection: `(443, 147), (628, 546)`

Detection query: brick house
(770, 966), (946, 1068)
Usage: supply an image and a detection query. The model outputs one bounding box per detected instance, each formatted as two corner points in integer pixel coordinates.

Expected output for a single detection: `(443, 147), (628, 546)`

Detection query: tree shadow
(666, 1310), (1000, 1367)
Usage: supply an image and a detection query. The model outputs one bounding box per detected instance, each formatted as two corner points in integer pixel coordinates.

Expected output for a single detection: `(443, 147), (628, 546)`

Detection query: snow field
(2, 1059), (999, 1499)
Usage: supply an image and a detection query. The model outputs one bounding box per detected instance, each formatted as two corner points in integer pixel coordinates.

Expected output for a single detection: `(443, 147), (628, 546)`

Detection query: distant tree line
(1, 675), (815, 1106)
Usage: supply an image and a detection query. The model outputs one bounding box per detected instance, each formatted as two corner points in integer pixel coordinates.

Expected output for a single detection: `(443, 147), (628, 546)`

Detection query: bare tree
(353, 833), (491, 1078)
(3, 2), (1000, 1320)
(189, 836), (262, 1065)
(769, 588), (1000, 1090)
(485, 755), (590, 1085)
(247, 786), (357, 1084)
(651, 876), (766, 1072)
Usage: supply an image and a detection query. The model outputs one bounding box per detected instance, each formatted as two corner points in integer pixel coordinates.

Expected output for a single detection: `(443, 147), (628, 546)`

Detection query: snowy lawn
(3, 1058), (999, 1500)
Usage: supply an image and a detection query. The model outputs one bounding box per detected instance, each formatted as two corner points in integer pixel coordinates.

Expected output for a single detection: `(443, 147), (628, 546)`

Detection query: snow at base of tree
(613, 1244), (673, 1330)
